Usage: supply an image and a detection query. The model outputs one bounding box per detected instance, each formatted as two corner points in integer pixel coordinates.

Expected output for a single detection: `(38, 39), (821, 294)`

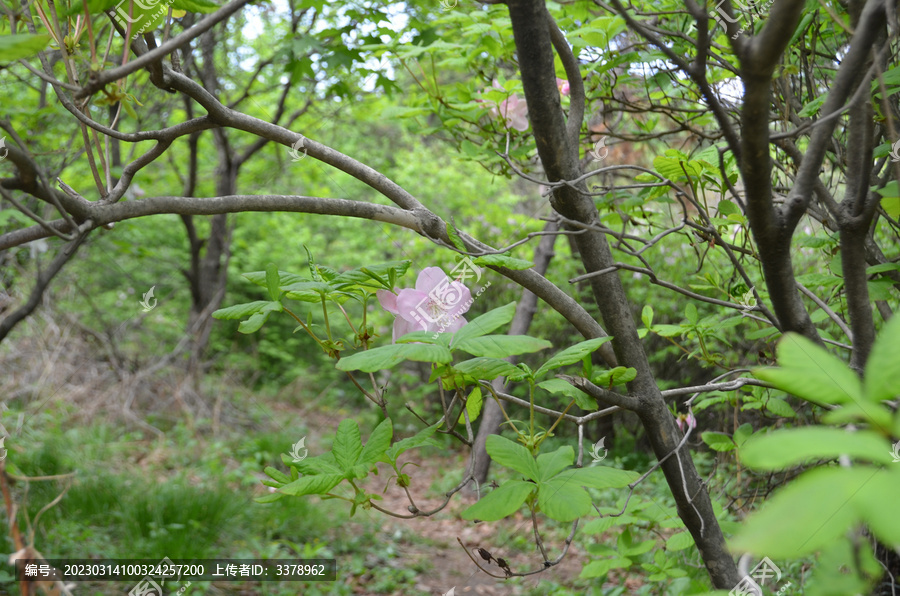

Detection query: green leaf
(486, 435), (540, 481)
(666, 531), (695, 551)
(0, 34), (52, 61)
(536, 446), (575, 481)
(739, 428), (893, 470)
(458, 386), (483, 425)
(684, 303), (698, 323)
(453, 357), (529, 381)
(538, 477), (593, 521)
(384, 422), (441, 462)
(732, 423), (753, 448)
(212, 300), (281, 320)
(701, 432), (735, 452)
(472, 254), (534, 270)
(450, 302), (516, 345)
(730, 466), (897, 557)
(534, 337), (613, 380)
(238, 311), (272, 333)
(461, 480), (535, 521)
(864, 315), (900, 404)
(263, 466), (291, 485)
(358, 419), (393, 467)
(641, 305), (653, 329)
(446, 222), (467, 251)
(279, 280), (333, 302)
(332, 260), (411, 291)
(332, 420), (363, 473)
(170, 0), (219, 12)
(579, 557), (631, 579)
(243, 270), (309, 288)
(254, 492), (287, 503)
(537, 379), (597, 411)
(453, 335), (552, 358)
(265, 263), (281, 301)
(754, 332), (863, 406)
(591, 367), (637, 387)
(336, 343), (453, 372)
(278, 473), (344, 496)
(764, 397), (796, 418)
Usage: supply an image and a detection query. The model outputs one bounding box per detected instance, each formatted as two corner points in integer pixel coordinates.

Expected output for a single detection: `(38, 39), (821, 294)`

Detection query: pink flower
(556, 77), (570, 96)
(485, 79), (529, 132)
(377, 267), (472, 342)
(676, 413), (697, 432)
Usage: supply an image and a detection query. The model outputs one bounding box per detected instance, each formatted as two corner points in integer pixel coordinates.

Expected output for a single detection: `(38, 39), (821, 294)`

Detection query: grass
(0, 402), (439, 595)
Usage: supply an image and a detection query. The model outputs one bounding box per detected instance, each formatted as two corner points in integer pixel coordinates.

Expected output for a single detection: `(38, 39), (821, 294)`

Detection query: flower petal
(377, 289), (399, 314)
(416, 267), (450, 294)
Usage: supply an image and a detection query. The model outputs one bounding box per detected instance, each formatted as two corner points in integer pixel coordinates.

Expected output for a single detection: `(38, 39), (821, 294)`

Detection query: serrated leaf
(254, 492), (287, 503)
(278, 473), (344, 496)
(534, 337), (613, 380)
(358, 419), (393, 467)
(332, 420), (363, 473)
(461, 480), (534, 521)
(453, 357), (528, 381)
